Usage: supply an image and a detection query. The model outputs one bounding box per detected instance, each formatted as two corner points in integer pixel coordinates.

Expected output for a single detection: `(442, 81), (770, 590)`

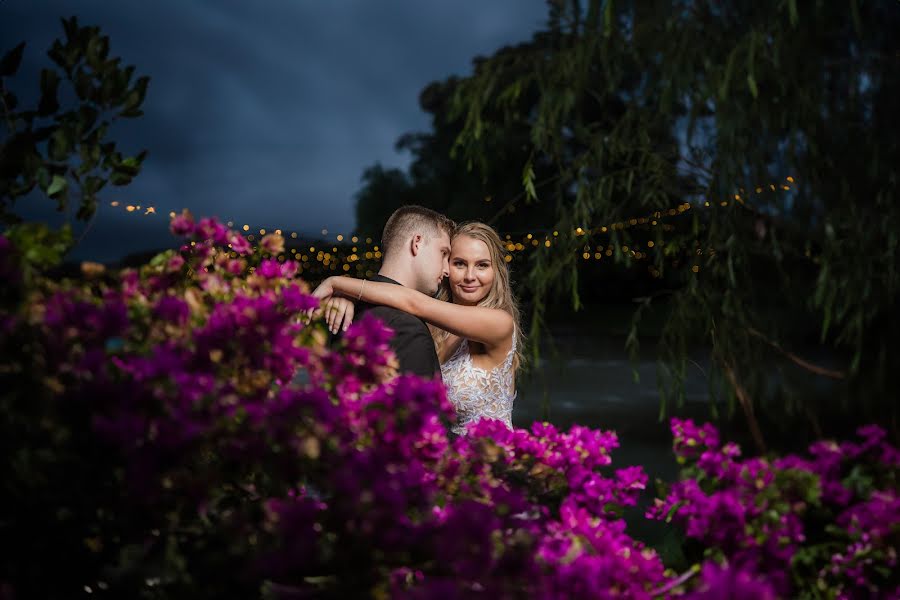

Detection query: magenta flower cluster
(0, 220), (671, 599)
(650, 418), (900, 598)
(1, 218), (897, 599)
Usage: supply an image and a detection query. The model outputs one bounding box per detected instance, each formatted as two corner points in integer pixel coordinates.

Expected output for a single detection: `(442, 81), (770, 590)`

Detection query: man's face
(415, 230), (451, 295)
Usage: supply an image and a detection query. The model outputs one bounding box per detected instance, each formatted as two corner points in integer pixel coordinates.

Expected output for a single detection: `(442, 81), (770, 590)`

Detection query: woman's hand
(323, 296), (355, 334)
(311, 277), (335, 302)
(310, 277), (355, 333)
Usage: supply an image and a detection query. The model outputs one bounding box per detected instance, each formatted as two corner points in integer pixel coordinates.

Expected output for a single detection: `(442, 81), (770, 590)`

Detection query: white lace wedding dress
(440, 332), (516, 436)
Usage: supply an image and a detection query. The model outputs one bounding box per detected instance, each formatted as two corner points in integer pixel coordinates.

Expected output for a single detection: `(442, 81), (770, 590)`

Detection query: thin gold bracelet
(357, 279), (366, 301)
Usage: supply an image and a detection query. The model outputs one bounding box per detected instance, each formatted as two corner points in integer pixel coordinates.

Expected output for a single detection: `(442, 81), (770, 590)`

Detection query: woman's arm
(314, 276), (513, 348)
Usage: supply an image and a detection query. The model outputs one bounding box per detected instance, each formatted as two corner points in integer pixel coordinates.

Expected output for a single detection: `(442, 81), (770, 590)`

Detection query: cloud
(1, 0), (546, 261)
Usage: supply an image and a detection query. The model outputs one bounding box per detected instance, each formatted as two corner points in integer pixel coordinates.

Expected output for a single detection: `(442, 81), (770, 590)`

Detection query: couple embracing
(312, 205), (523, 436)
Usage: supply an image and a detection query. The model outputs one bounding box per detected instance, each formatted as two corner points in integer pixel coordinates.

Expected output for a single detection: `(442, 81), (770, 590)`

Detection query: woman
(313, 222), (523, 435)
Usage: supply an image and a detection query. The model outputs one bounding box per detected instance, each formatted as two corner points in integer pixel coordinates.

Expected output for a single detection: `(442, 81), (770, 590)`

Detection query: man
(352, 205), (454, 379)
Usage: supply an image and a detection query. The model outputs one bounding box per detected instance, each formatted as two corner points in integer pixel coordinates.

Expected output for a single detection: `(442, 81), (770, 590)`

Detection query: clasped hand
(310, 277), (355, 334)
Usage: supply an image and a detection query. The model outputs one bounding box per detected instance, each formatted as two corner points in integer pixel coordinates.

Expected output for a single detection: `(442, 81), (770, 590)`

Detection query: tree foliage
(354, 77), (558, 240)
(359, 1), (900, 445)
(0, 17), (149, 263)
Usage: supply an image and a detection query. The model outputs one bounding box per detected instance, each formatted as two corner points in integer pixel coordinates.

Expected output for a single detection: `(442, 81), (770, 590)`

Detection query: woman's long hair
(430, 221), (524, 373)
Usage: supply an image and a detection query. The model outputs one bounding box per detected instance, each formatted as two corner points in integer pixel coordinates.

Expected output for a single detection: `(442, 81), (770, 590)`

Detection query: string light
(90, 176), (796, 278)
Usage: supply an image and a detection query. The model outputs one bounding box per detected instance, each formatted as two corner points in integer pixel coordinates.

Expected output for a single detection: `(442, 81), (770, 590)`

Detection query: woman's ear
(410, 234), (423, 256)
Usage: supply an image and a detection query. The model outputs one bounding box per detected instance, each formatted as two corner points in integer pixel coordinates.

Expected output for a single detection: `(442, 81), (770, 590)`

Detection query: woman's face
(448, 235), (495, 305)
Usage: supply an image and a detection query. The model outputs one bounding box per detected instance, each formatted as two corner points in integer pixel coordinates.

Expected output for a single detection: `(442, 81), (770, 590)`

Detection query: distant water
(511, 330), (842, 479)
(512, 335), (717, 485)
(508, 336), (715, 547)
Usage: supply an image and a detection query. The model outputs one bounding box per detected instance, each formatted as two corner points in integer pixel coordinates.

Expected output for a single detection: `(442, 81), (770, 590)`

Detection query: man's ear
(410, 234), (423, 257)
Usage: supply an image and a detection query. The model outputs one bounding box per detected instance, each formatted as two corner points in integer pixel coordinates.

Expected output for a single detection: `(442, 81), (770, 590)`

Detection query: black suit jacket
(356, 275), (442, 380)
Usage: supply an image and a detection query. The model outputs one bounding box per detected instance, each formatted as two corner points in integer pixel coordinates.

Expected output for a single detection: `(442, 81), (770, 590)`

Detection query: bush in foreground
(0, 215), (896, 599)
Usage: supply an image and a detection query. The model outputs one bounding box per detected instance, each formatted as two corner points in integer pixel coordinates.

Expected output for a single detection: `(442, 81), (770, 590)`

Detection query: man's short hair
(381, 205), (455, 256)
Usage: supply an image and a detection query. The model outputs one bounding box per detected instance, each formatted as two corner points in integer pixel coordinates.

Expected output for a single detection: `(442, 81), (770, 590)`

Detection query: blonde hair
(430, 221), (524, 373)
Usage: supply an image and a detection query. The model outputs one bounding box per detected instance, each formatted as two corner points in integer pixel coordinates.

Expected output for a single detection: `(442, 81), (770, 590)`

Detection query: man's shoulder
(360, 304), (428, 331)
(360, 303), (403, 321)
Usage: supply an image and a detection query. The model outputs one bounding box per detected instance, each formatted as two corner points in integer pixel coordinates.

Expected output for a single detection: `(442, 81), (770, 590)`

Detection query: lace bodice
(440, 332), (516, 436)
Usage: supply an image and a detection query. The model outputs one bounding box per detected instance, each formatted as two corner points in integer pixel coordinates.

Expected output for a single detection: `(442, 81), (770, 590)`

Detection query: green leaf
(38, 69), (61, 116)
(788, 0), (798, 27)
(110, 171), (132, 186)
(850, 0), (862, 35)
(85, 32), (110, 69)
(746, 74), (758, 99)
(120, 76), (150, 118)
(603, 0), (615, 38)
(746, 34), (758, 99)
(47, 174), (67, 197)
(522, 160), (538, 202)
(48, 128), (70, 161)
(6, 221), (73, 271)
(718, 47), (740, 100)
(76, 194), (97, 220)
(0, 41), (26, 77)
(74, 68), (94, 100)
(74, 106), (99, 137)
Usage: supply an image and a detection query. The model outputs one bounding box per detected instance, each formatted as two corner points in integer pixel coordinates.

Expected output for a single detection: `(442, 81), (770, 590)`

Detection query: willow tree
(447, 1), (899, 447)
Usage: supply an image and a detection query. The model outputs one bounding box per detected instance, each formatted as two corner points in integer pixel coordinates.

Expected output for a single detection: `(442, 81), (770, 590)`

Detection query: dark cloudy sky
(1, 1), (546, 261)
